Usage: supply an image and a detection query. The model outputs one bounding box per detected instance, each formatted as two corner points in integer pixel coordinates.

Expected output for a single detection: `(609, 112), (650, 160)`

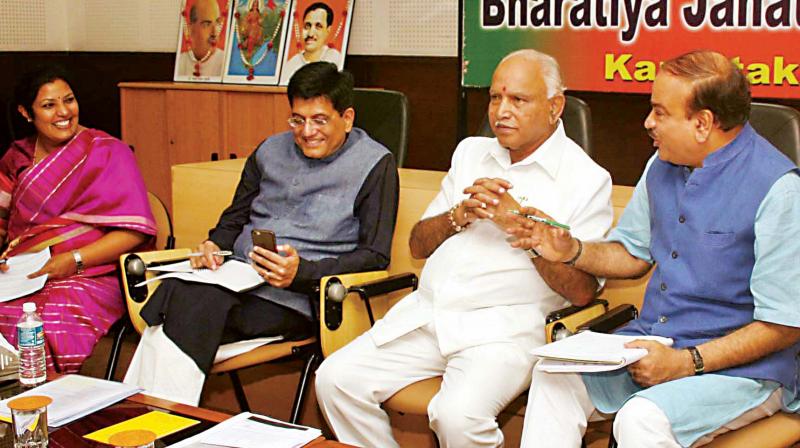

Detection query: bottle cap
(22, 302), (36, 313)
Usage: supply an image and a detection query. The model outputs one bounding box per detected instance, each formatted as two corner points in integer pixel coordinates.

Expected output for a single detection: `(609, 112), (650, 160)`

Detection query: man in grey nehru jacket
(124, 62), (398, 406)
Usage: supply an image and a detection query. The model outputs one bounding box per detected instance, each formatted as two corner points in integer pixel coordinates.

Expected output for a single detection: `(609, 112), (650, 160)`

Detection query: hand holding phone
(251, 229), (277, 253)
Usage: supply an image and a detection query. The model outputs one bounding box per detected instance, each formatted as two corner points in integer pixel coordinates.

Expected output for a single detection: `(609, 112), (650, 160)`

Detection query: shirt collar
(483, 120), (566, 179)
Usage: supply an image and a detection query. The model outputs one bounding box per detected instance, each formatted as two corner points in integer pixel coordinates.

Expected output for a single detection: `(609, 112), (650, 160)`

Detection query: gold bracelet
(447, 202), (468, 233)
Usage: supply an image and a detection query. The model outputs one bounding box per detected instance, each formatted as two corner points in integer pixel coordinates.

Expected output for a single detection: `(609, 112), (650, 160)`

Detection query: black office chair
(352, 88), (410, 167)
(476, 95), (593, 155)
(750, 102), (800, 164)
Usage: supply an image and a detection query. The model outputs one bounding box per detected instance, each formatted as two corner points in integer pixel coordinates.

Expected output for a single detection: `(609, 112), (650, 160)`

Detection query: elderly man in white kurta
(315, 49), (614, 448)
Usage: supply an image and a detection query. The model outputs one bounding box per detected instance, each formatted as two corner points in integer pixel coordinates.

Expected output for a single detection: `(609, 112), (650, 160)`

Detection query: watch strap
(686, 346), (704, 375)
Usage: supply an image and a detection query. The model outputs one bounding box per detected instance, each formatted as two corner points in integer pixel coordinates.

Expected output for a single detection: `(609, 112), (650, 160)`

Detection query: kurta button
(679, 215), (686, 223)
(660, 282), (667, 291)
(671, 251), (678, 259)
(658, 315), (668, 323)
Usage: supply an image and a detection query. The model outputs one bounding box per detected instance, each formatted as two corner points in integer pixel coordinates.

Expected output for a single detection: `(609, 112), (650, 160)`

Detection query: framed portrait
(278, 0), (355, 86)
(174, 0), (233, 83)
(222, 0), (292, 85)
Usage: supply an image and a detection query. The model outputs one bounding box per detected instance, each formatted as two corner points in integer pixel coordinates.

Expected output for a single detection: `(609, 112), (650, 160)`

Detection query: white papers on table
(136, 259), (264, 293)
(0, 248), (50, 302)
(168, 412), (322, 448)
(532, 331), (674, 373)
(214, 336), (284, 364)
(0, 333), (17, 382)
(0, 374), (142, 427)
(147, 260), (195, 273)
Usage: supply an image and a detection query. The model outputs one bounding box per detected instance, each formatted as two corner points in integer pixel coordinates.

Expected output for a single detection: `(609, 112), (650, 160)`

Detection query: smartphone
(251, 229), (277, 252)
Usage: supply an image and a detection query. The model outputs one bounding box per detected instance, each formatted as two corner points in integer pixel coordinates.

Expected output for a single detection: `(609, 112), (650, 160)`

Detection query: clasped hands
(458, 177), (579, 262)
(191, 240), (299, 289)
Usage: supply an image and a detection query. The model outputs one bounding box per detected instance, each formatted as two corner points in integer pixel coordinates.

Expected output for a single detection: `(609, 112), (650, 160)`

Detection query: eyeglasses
(287, 116), (330, 129)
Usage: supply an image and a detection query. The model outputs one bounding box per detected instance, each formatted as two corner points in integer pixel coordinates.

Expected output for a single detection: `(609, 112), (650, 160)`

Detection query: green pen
(509, 210), (571, 230)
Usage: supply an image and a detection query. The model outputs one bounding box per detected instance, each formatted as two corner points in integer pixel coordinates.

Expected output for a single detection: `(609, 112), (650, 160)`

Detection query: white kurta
(316, 122), (614, 447)
(175, 48), (225, 79)
(279, 47), (342, 84)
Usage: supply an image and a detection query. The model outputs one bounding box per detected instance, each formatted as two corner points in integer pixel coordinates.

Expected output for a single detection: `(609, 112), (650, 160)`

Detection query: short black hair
(14, 64), (75, 116)
(303, 2), (333, 27)
(287, 62), (353, 114)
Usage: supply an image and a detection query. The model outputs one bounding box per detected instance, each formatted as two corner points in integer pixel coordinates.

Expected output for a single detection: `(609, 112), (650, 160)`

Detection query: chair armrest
(577, 304), (639, 334)
(544, 299), (609, 343)
(319, 271), (417, 357)
(119, 248), (192, 334)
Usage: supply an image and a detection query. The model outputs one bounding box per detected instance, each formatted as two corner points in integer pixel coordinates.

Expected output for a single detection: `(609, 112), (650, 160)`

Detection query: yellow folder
(83, 410), (200, 443)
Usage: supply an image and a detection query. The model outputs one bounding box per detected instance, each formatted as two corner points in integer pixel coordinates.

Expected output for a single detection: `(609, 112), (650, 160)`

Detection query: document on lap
(0, 248), (50, 302)
(532, 331), (674, 373)
(137, 259), (264, 293)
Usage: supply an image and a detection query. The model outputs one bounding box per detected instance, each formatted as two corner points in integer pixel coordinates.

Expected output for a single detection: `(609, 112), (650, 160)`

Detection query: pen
(509, 210), (571, 230)
(187, 250), (233, 257)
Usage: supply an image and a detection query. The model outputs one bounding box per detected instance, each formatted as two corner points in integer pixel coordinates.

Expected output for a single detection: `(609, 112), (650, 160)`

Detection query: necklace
(32, 139), (48, 166)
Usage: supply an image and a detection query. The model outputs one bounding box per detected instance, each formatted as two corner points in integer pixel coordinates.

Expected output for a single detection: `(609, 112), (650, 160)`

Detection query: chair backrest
(476, 95), (593, 155)
(749, 102), (800, 165)
(147, 191), (175, 250)
(352, 88), (410, 167)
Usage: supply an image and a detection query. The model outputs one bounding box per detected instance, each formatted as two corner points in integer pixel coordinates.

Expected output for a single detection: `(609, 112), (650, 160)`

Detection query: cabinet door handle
(229, 153), (237, 159)
(211, 152), (219, 161)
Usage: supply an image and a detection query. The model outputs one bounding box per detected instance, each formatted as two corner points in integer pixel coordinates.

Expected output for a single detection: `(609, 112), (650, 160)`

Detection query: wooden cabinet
(119, 82), (291, 210)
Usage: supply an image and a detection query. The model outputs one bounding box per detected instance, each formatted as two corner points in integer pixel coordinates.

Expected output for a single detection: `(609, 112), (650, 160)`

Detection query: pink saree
(0, 129), (156, 373)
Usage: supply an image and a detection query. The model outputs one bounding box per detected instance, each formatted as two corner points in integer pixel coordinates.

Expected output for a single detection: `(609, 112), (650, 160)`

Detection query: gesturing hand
(625, 340), (694, 387)
(249, 244), (300, 289)
(506, 206), (576, 262)
(27, 252), (77, 280)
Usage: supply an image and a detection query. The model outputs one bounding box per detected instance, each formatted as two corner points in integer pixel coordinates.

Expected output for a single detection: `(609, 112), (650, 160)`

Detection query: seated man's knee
(428, 396), (498, 444)
(315, 352), (368, 402)
(614, 397), (673, 445)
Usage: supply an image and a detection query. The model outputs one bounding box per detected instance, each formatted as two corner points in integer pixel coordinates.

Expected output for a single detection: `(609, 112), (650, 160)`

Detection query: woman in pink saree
(0, 66), (156, 373)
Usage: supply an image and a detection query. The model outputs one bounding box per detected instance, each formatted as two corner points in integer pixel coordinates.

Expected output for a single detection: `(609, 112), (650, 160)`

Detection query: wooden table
(1, 381), (350, 447)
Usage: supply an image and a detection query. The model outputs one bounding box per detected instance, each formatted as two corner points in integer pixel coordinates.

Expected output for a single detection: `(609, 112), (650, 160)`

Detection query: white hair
(499, 49), (566, 98)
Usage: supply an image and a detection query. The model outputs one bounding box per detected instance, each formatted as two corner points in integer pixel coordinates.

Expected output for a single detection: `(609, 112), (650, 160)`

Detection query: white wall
(0, 0), (457, 56)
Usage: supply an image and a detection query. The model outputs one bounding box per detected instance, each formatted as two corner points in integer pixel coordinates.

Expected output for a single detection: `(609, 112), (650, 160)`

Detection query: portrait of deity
(223, 0), (292, 85)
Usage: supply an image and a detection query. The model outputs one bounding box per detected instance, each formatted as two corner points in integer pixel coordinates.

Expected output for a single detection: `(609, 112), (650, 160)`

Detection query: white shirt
(176, 49), (225, 79)
(279, 47), (342, 84)
(368, 122), (613, 355)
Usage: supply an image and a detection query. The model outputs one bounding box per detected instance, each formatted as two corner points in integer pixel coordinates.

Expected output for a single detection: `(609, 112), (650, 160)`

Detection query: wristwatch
(686, 346), (704, 375)
(526, 248), (540, 259)
(72, 250), (85, 275)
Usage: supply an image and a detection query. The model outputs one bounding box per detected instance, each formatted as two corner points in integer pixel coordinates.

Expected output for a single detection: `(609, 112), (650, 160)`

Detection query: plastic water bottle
(17, 302), (46, 386)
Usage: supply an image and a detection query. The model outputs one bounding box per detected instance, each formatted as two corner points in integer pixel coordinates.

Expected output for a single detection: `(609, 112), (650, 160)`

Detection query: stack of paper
(0, 375), (142, 427)
(136, 259), (264, 293)
(532, 331), (674, 373)
(168, 412), (322, 448)
(0, 248), (51, 302)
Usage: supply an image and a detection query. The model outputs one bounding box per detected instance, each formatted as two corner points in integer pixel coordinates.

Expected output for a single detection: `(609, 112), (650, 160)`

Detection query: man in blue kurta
(516, 50), (800, 447)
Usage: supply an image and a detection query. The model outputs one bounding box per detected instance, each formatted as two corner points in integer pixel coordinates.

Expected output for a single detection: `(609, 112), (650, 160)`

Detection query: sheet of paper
(83, 410), (200, 443)
(136, 259), (264, 293)
(148, 260), (195, 273)
(214, 336), (284, 364)
(0, 248), (51, 302)
(532, 331), (673, 373)
(0, 375), (143, 427)
(168, 412), (322, 448)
